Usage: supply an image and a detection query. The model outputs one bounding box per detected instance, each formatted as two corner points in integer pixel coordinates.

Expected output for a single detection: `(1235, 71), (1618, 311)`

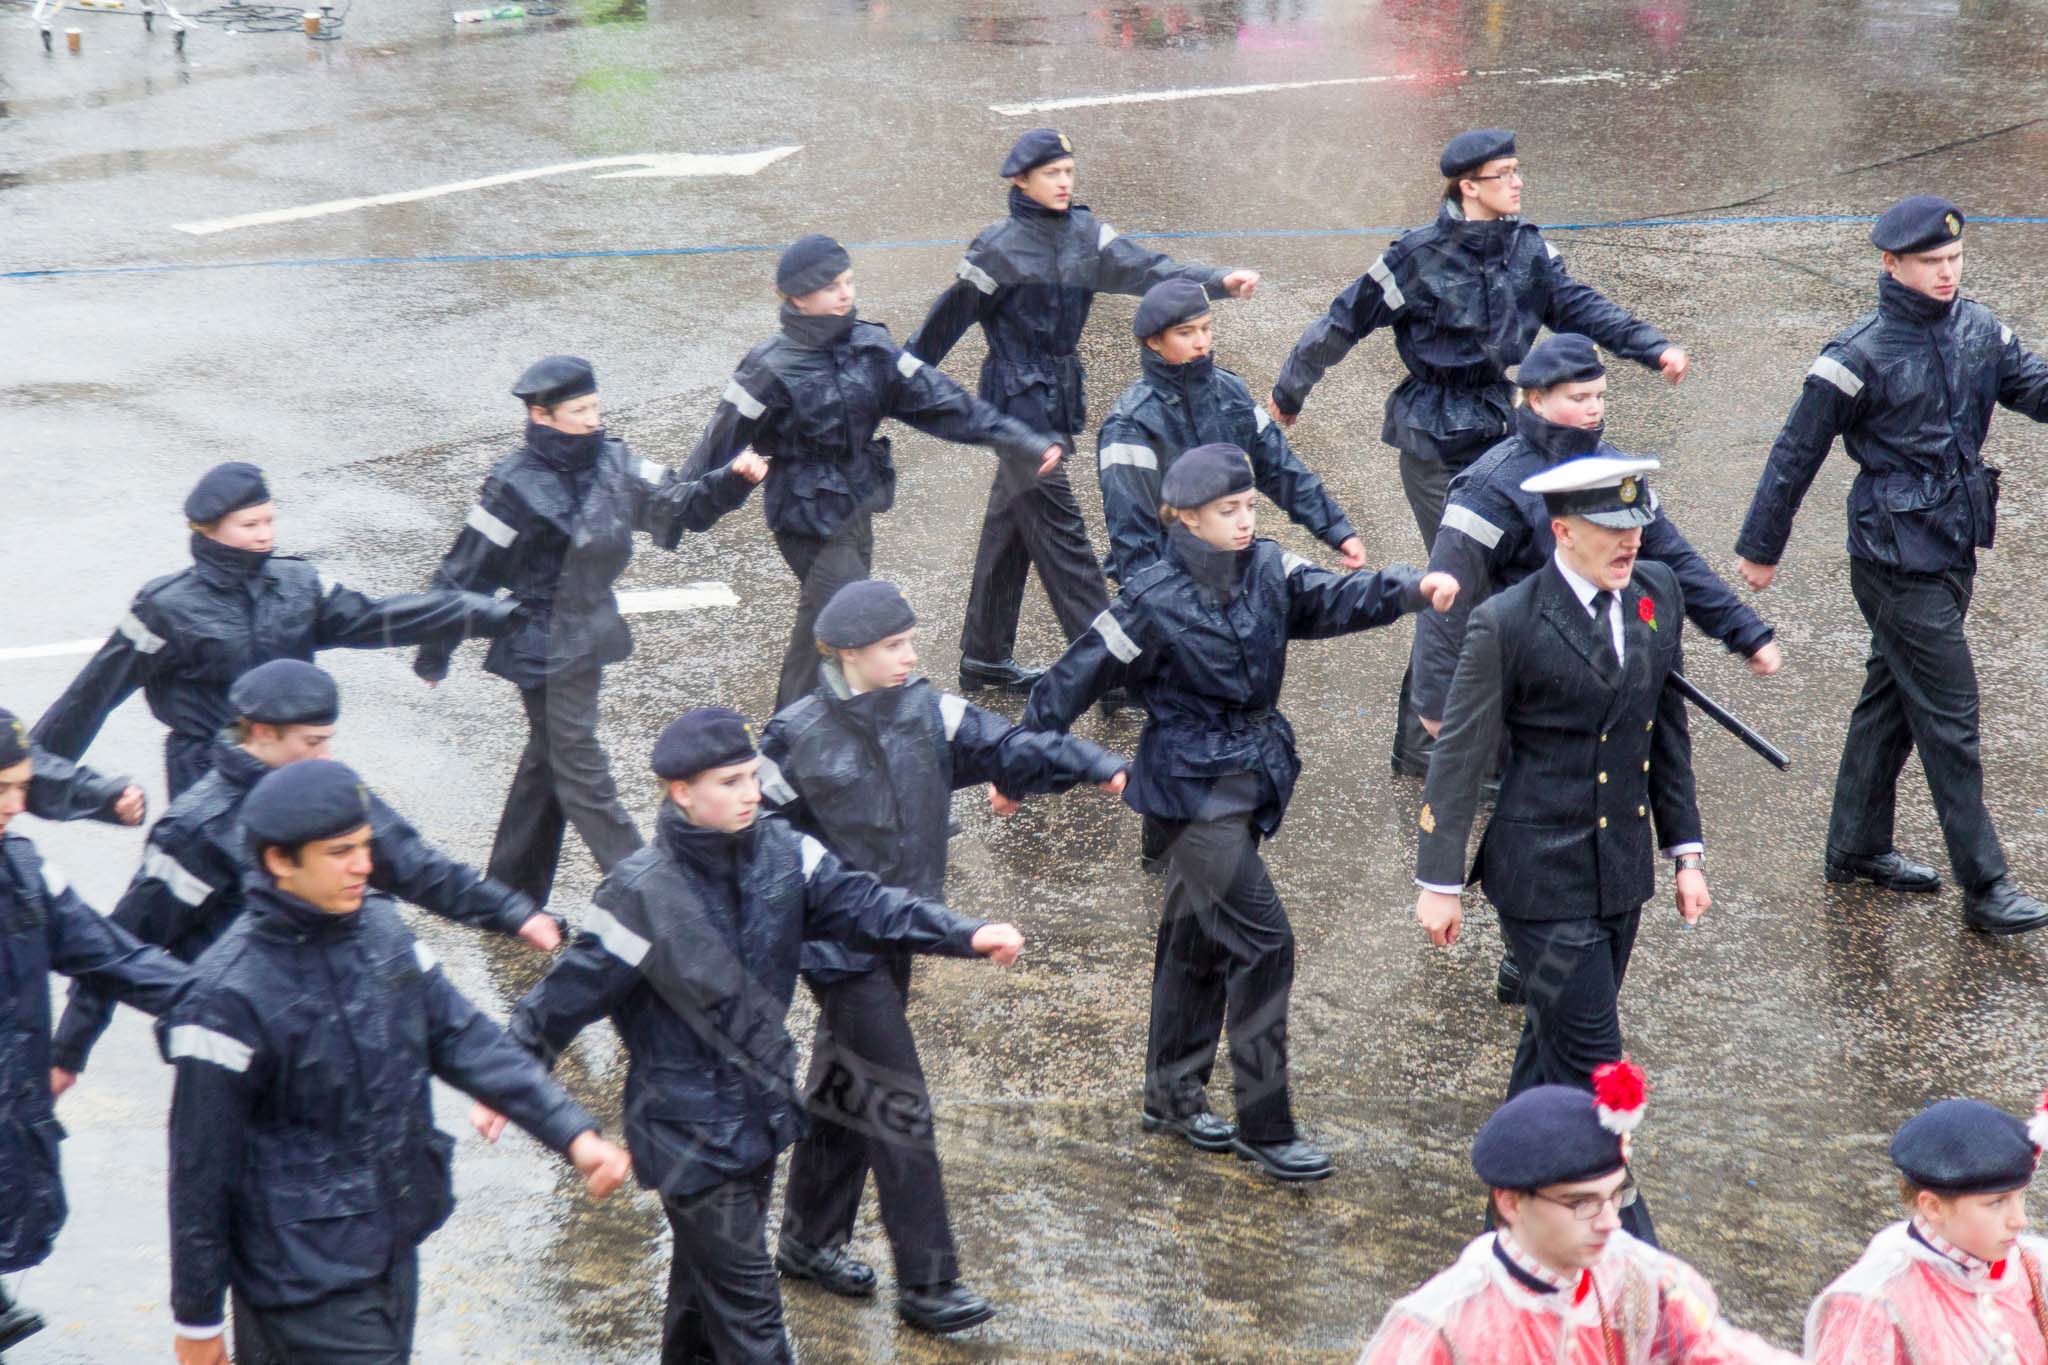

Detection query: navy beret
(1001, 127), (1075, 178)
(776, 234), (853, 296)
(1472, 1084), (1630, 1190)
(1133, 278), (1212, 340)
(652, 707), (759, 781)
(1441, 128), (1515, 179)
(814, 580), (917, 650)
(1516, 333), (1606, 390)
(0, 709), (29, 770)
(243, 759), (372, 854)
(184, 462), (271, 524)
(230, 660), (340, 728)
(1871, 195), (1965, 255)
(1161, 443), (1254, 510)
(1891, 1099), (2038, 1195)
(511, 355), (597, 408)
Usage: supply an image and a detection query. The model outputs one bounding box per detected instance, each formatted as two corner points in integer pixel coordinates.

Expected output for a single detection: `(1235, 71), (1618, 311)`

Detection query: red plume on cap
(2028, 1088), (2048, 1153)
(1592, 1057), (1649, 1136)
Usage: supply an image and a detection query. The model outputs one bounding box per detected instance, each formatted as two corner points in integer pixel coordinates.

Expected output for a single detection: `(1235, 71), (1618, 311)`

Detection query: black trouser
(1393, 438), (1490, 771)
(1146, 816), (1297, 1143)
(1497, 910), (1657, 1246)
(782, 954), (960, 1288)
(662, 1164), (791, 1365)
(165, 729), (215, 801)
(1827, 558), (2006, 892)
(489, 665), (645, 907)
(959, 437), (1110, 666)
(772, 512), (875, 712)
(231, 1250), (418, 1365)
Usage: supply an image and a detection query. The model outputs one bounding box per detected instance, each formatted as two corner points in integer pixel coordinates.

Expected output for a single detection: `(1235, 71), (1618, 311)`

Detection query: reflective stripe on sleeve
(1366, 255), (1405, 311)
(896, 352), (924, 379)
(2002, 324), (2016, 346)
(1809, 356), (1865, 398)
(582, 904), (651, 968)
(800, 835), (828, 881)
(465, 504), (518, 549)
(1440, 503), (1505, 549)
(117, 610), (166, 654)
(1098, 222), (1119, 248)
(166, 1023), (254, 1073)
(722, 378), (768, 420)
(143, 846), (213, 907)
(1090, 609), (1142, 664)
(1098, 443), (1158, 471)
(957, 258), (998, 295)
(755, 755), (798, 805)
(413, 940), (439, 974)
(40, 859), (69, 898)
(638, 459), (665, 485)
(939, 693), (968, 741)
(1281, 551), (1311, 576)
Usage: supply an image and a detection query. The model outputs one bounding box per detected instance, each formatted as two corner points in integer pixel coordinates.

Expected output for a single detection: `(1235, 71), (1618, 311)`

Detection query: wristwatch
(1674, 853), (1704, 874)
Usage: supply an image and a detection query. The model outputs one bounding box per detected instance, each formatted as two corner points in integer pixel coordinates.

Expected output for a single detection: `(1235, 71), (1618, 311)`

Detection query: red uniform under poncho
(1806, 1220), (2048, 1364)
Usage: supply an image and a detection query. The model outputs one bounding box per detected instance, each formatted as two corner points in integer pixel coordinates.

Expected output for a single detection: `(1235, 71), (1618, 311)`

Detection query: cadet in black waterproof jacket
(760, 580), (1125, 1336)
(416, 355), (768, 910)
(904, 128), (1261, 694)
(1735, 196), (2048, 936)
(50, 659), (562, 1092)
(1268, 129), (1689, 777)
(1098, 278), (1364, 591)
(162, 759), (631, 1365)
(0, 710), (189, 1359)
(1026, 445), (1457, 1183)
(473, 709), (1027, 1364)
(34, 461), (520, 800)
(1412, 335), (1778, 1004)
(1413, 457), (1707, 1248)
(25, 744), (145, 828)
(680, 234), (1064, 710)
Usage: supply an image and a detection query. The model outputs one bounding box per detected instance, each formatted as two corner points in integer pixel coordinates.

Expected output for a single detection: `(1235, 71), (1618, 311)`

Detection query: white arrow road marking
(989, 74), (1424, 115)
(172, 148), (804, 236)
(0, 584), (741, 663)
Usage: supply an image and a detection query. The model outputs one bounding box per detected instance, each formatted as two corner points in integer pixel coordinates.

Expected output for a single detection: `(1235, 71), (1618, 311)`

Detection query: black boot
(0, 1283), (46, 1354)
(1229, 1135), (1334, 1182)
(1141, 1106), (1238, 1152)
(958, 657), (1045, 694)
(1824, 846), (1942, 893)
(1495, 951), (1525, 1006)
(775, 1238), (878, 1298)
(1963, 878), (2048, 936)
(898, 1281), (996, 1334)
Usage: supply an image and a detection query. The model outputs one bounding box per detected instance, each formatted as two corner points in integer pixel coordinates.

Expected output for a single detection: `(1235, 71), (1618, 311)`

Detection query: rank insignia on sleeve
(1419, 803), (1436, 834)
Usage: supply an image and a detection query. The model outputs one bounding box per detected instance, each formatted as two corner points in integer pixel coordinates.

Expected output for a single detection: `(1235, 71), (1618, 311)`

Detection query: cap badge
(1618, 477), (1638, 505)
(1057, 132), (1072, 152)
(1945, 212), (1962, 236)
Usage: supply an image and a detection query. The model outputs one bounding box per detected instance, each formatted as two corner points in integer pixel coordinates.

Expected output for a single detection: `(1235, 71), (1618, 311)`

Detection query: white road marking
(172, 148), (804, 236)
(0, 585), (739, 663)
(989, 74), (1421, 115)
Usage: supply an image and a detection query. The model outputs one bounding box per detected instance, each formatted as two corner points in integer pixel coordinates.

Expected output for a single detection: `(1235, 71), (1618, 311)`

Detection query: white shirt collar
(1552, 550), (1609, 610)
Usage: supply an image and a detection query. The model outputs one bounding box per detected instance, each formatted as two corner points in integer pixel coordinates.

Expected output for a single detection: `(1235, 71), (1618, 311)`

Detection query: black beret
(511, 355), (597, 409)
(1161, 443), (1254, 510)
(0, 709), (29, 770)
(1440, 128), (1515, 179)
(814, 580), (917, 650)
(230, 660), (340, 727)
(243, 759), (372, 854)
(1000, 127), (1075, 178)
(1871, 195), (1965, 255)
(1516, 333), (1606, 390)
(776, 234), (853, 296)
(651, 707), (759, 781)
(183, 462), (271, 524)
(1891, 1099), (2038, 1195)
(1133, 278), (1212, 340)
(1472, 1084), (1629, 1190)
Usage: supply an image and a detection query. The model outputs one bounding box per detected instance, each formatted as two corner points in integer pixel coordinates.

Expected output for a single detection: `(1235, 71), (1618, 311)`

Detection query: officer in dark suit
(1414, 456), (1709, 1246)
(1735, 195), (2048, 934)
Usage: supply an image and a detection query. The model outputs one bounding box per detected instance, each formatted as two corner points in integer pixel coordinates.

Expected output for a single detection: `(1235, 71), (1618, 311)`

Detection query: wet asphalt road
(10, 0), (2048, 1358)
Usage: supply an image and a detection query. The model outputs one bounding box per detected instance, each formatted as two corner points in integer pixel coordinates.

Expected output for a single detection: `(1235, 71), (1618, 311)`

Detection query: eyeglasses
(1469, 168), (1527, 185)
(1529, 1175), (1637, 1221)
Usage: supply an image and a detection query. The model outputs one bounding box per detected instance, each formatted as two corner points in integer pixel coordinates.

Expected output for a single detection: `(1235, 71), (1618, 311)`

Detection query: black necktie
(1588, 590), (1621, 681)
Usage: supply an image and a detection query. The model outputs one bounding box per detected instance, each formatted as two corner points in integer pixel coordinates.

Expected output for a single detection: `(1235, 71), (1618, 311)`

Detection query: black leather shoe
(898, 1281), (997, 1334)
(1390, 751), (1429, 779)
(1825, 847), (1942, 893)
(959, 657), (1045, 694)
(1964, 878), (2048, 936)
(1141, 1107), (1238, 1152)
(1230, 1136), (1334, 1182)
(776, 1239), (877, 1298)
(0, 1295), (45, 1353)
(1495, 952), (1525, 1006)
(1097, 686), (1142, 718)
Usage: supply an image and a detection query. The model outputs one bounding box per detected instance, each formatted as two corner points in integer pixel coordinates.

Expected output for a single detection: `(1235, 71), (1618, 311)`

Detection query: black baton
(1667, 672), (1790, 770)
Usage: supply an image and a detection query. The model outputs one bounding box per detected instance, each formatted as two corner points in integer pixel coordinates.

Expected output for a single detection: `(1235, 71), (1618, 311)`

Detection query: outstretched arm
(1248, 412), (1359, 558)
(1733, 350), (1864, 576)
(889, 351), (1056, 467)
(1270, 258), (1400, 420)
(945, 695), (1125, 798)
(27, 745), (139, 826)
(31, 609), (160, 763)
(1023, 603), (1154, 732)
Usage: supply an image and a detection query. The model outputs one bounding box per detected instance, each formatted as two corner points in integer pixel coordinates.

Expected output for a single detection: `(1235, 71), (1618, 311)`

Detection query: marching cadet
(417, 355), (768, 910)
(0, 710), (189, 1358)
(681, 235), (1064, 710)
(1269, 128), (1689, 778)
(1734, 195), (2048, 935)
(1098, 278), (1363, 591)
(51, 659), (561, 1093)
(24, 744), (145, 828)
(1026, 444), (1455, 1181)
(1411, 334), (1778, 1004)
(474, 708), (1027, 1363)
(1356, 1066), (1799, 1364)
(905, 128), (1260, 695)
(1414, 456), (1706, 1245)
(1806, 1095), (2048, 1362)
(162, 759), (630, 1365)
(34, 461), (521, 799)
(762, 580), (1126, 1334)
